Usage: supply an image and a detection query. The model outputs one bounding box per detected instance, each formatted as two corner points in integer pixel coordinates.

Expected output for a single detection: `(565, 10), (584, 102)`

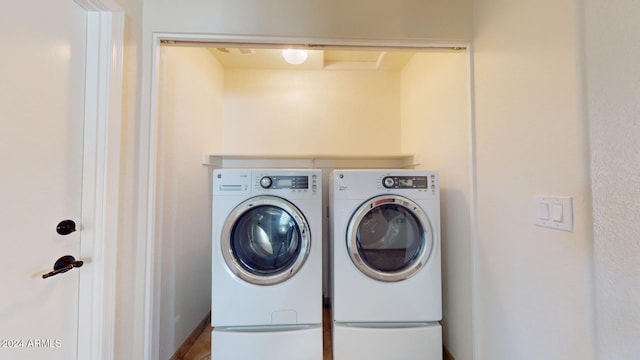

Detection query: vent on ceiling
(215, 48), (256, 55)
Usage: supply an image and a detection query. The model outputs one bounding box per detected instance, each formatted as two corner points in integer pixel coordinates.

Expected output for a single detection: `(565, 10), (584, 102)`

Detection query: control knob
(260, 176), (273, 189)
(383, 177), (395, 188)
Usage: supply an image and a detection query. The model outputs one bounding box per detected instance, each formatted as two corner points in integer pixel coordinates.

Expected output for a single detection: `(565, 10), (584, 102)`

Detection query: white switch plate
(534, 196), (573, 232)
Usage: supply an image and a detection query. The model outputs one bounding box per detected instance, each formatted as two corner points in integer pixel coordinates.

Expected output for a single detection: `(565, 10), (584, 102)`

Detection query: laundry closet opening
(153, 38), (474, 360)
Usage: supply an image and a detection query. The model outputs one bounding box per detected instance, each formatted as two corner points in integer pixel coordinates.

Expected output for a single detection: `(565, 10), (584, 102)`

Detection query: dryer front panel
(346, 195), (433, 282)
(221, 195), (311, 286)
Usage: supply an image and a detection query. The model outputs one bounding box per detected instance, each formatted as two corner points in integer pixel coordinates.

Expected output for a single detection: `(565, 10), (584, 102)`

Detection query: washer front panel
(347, 195), (433, 282)
(221, 195), (311, 286)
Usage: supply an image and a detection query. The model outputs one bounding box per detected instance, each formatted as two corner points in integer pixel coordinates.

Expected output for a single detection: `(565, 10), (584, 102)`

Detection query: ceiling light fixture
(282, 48), (308, 65)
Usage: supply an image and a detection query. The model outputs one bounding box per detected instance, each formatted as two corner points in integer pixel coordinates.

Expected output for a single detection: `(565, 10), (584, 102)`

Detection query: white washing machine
(211, 169), (323, 360)
(330, 169), (442, 359)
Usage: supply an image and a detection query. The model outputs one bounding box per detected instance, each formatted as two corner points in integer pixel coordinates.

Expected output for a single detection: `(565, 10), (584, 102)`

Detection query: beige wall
(144, 0), (472, 41)
(156, 46), (223, 359)
(472, 0), (595, 359)
(583, 0), (640, 358)
(221, 68), (401, 155)
(401, 51), (472, 360)
(112, 0), (144, 359)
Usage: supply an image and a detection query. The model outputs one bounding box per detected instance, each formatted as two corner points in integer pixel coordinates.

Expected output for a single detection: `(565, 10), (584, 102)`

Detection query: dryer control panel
(382, 175), (435, 189)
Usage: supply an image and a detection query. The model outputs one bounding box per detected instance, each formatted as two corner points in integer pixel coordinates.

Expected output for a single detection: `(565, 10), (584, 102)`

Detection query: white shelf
(203, 153), (417, 169)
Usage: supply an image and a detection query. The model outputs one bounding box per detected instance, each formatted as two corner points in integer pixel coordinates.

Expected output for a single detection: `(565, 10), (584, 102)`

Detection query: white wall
(401, 51), (472, 360)
(221, 69), (401, 155)
(583, 0), (640, 358)
(473, 0), (595, 359)
(156, 46), (223, 358)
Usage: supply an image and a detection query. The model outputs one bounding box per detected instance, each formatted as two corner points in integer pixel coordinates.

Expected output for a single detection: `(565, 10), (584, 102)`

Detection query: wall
(583, 0), (640, 358)
(112, 0), (144, 358)
(401, 51), (472, 360)
(473, 0), (595, 359)
(156, 46), (224, 359)
(144, 0), (472, 41)
(221, 68), (401, 155)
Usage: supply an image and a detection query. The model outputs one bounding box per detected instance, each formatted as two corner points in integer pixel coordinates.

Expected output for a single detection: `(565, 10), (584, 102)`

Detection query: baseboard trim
(169, 312), (211, 360)
(444, 345), (455, 360)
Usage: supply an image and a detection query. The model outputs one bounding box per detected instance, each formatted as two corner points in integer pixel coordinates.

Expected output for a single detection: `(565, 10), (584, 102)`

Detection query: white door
(0, 1), (87, 358)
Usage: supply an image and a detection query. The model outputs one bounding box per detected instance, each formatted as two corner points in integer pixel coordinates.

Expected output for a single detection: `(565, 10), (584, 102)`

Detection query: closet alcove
(155, 43), (472, 360)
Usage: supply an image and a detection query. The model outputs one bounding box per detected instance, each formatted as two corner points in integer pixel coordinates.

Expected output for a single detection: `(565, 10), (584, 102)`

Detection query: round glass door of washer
(347, 195), (434, 282)
(221, 196), (311, 286)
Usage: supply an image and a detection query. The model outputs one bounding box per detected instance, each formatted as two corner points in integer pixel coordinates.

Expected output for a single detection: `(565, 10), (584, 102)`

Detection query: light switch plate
(534, 196), (573, 232)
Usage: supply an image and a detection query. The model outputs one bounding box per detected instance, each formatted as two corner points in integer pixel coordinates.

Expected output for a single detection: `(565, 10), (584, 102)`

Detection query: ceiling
(205, 47), (416, 71)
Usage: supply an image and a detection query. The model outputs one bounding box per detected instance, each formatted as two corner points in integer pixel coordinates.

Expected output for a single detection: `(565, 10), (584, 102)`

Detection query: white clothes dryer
(212, 169), (323, 360)
(330, 169), (442, 359)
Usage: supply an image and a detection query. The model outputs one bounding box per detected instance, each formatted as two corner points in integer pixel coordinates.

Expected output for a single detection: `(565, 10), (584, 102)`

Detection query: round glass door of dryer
(347, 195), (433, 282)
(221, 196), (311, 286)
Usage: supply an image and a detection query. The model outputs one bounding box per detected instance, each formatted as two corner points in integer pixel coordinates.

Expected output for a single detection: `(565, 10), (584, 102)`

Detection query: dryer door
(347, 195), (434, 282)
(221, 196), (311, 285)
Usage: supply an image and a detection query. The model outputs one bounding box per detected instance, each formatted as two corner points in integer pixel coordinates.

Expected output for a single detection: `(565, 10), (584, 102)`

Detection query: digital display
(388, 176), (429, 189)
(399, 179), (413, 187)
(269, 176), (308, 189)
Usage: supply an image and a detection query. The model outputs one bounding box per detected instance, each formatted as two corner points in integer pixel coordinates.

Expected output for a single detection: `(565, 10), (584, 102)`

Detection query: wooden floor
(181, 326), (211, 360)
(323, 305), (333, 360)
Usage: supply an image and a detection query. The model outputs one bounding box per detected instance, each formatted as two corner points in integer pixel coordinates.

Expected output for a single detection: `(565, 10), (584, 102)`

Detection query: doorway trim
(73, 1), (123, 359)
(142, 33), (475, 359)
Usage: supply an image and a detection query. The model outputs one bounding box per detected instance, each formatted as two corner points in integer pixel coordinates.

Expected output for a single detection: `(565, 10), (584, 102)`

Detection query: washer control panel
(382, 175), (432, 189)
(214, 169), (320, 196)
(259, 175), (310, 190)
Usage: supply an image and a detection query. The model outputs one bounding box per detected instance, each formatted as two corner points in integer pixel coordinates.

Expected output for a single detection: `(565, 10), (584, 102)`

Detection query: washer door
(221, 196), (311, 286)
(347, 195), (433, 282)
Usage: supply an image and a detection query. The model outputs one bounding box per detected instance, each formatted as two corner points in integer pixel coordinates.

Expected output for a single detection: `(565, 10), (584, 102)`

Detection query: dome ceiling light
(282, 48), (308, 65)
